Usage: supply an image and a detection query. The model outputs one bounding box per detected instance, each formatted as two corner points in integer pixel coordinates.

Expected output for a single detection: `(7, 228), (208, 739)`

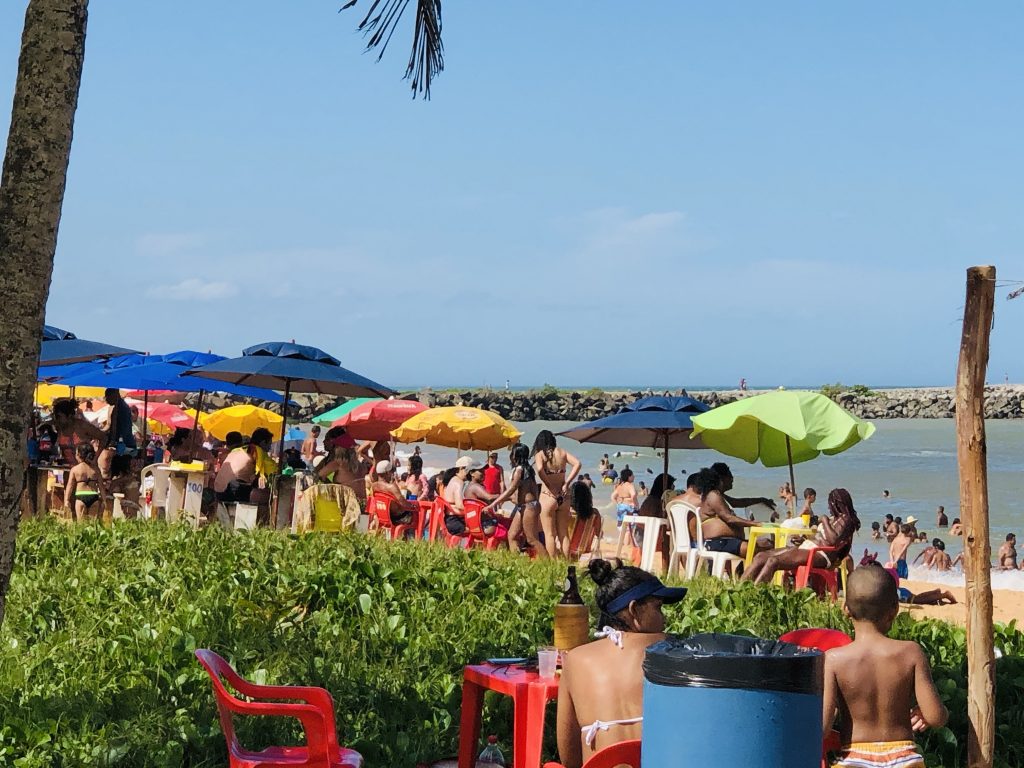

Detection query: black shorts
(444, 515), (466, 535)
(704, 536), (743, 556)
(217, 480), (253, 504)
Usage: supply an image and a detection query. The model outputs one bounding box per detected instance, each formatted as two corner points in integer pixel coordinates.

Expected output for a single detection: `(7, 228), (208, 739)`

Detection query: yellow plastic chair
(313, 496), (342, 533)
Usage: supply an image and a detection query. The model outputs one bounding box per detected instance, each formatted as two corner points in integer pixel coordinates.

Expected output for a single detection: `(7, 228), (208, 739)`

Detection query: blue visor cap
(605, 579), (688, 615)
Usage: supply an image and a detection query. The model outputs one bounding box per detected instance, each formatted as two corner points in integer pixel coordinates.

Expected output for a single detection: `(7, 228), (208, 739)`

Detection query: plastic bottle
(553, 565), (589, 651)
(478, 735), (505, 766)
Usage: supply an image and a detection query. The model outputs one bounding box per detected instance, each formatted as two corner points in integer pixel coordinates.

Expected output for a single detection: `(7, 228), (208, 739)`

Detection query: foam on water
(905, 564), (1024, 592)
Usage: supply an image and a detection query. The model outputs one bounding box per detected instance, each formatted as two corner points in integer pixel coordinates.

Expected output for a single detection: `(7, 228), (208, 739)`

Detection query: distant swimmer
(936, 505), (948, 527)
(998, 533), (1018, 569)
(882, 489), (891, 499)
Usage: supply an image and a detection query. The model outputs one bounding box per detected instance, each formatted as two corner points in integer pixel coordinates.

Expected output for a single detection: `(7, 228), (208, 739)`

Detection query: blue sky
(2, 1), (1022, 388)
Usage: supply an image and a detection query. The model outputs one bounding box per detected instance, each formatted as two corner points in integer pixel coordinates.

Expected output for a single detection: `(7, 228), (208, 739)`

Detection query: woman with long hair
(486, 442), (544, 557)
(611, 468), (638, 529)
(743, 488), (862, 584)
(556, 558), (686, 768)
(403, 454), (429, 500)
(567, 480), (603, 559)
(532, 429), (582, 557)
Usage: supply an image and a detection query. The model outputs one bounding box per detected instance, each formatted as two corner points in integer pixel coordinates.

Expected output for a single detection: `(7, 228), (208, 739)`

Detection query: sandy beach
(901, 578), (1024, 625)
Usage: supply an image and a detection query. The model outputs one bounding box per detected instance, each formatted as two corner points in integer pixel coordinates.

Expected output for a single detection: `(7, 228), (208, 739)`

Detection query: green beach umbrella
(690, 389), (875, 508)
(312, 397), (378, 425)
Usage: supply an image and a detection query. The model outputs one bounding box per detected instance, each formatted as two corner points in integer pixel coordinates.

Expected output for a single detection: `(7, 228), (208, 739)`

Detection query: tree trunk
(0, 0), (89, 626)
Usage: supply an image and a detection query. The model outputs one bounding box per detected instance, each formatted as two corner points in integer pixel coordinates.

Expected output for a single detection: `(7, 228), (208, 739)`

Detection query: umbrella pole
(663, 432), (669, 479)
(189, 389), (206, 461)
(785, 436), (796, 518)
(142, 390), (149, 447)
(272, 381), (292, 529)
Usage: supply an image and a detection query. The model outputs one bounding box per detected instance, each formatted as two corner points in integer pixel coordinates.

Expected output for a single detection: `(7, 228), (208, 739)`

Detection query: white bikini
(579, 628), (644, 747)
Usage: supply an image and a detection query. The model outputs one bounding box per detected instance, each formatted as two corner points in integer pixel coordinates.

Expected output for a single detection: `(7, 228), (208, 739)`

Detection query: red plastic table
(458, 663), (560, 768)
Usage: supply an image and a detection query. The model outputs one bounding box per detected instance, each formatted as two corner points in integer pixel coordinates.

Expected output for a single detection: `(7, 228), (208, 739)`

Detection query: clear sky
(2, 2), (1022, 389)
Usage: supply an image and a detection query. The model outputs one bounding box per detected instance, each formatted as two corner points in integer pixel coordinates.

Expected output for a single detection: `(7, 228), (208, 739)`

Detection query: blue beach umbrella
(39, 334), (139, 366)
(559, 395), (711, 477)
(185, 342), (393, 494)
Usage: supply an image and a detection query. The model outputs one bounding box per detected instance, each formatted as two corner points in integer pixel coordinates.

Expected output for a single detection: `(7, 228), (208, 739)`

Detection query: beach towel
(832, 740), (925, 767)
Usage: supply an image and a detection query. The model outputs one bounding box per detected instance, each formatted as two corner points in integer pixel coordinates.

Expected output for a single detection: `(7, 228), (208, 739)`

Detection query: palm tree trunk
(0, 0), (89, 626)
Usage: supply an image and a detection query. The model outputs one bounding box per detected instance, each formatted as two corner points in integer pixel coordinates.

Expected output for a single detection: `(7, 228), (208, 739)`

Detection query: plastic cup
(537, 646), (558, 678)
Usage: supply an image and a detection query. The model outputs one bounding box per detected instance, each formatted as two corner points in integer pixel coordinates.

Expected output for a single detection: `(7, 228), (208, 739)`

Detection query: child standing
(822, 565), (948, 767)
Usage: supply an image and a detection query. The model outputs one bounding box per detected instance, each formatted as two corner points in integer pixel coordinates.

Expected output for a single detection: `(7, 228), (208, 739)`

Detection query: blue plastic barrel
(642, 633), (824, 768)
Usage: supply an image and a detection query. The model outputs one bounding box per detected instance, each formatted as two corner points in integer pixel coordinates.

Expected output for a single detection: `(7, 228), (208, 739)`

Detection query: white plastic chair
(696, 513), (744, 579)
(666, 501), (700, 579)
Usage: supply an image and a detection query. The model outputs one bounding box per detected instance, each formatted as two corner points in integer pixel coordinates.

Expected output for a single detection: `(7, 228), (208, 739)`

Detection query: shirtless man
(911, 538), (941, 569)
(64, 443), (106, 522)
(930, 540), (952, 571)
(883, 514), (899, 542)
(710, 463), (775, 513)
(889, 524), (915, 580)
(692, 468), (766, 559)
(998, 533), (1017, 569)
(213, 432), (256, 503)
(822, 565), (947, 768)
(936, 505), (948, 528)
(371, 460), (415, 525)
(949, 518), (963, 536)
(301, 425), (322, 466)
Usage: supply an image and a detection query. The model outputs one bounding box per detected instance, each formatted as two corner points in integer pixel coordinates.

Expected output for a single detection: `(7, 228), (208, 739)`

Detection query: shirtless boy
(998, 533), (1017, 569)
(823, 566), (948, 767)
(64, 443), (106, 522)
(889, 524), (915, 579)
(930, 540), (952, 571)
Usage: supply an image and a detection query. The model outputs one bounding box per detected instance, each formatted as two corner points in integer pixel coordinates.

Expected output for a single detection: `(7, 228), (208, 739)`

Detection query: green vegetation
(820, 382), (877, 399)
(0, 521), (1021, 766)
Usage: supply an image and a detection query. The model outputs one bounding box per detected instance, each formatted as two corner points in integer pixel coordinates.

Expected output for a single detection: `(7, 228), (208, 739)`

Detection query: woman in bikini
(743, 487), (861, 584)
(611, 468), (639, 529)
(64, 443), (106, 522)
(532, 430), (582, 558)
(556, 558), (687, 768)
(485, 443), (545, 556)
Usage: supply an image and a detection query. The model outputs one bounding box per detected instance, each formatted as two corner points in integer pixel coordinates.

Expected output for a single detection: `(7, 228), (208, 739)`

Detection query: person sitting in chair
(742, 488), (860, 585)
(371, 460), (414, 526)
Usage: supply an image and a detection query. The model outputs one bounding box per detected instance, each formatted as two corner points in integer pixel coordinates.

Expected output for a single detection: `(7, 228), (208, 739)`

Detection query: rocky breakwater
(832, 386), (1024, 420)
(414, 386), (1024, 422)
(194, 385), (1024, 425)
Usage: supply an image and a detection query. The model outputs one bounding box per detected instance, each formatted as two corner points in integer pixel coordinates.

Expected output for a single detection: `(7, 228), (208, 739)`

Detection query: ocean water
(405, 418), (1024, 590)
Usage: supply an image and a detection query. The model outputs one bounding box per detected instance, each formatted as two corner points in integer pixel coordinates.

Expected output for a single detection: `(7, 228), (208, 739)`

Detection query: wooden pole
(662, 432), (669, 479)
(956, 265), (996, 768)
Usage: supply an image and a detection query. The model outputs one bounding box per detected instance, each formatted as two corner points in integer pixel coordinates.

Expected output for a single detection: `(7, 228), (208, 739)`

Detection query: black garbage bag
(643, 632), (824, 694)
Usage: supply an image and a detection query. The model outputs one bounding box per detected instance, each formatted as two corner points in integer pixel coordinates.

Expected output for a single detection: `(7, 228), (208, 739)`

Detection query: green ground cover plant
(0, 521), (1019, 767)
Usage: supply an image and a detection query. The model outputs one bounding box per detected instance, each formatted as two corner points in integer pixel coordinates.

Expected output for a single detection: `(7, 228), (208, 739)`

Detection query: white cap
(375, 460), (393, 474)
(455, 456), (480, 471)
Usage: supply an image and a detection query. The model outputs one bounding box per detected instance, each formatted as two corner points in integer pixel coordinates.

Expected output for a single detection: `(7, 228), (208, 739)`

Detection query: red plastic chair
(779, 627), (852, 651)
(369, 492), (417, 541)
(194, 649), (362, 768)
(462, 500), (506, 551)
(428, 496), (467, 547)
(794, 546), (841, 600)
(543, 739), (641, 768)
(778, 628), (852, 768)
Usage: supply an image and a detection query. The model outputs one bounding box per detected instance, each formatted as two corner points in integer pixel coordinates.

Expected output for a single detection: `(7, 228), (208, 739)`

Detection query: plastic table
(458, 663), (560, 768)
(614, 514), (666, 575)
(745, 524), (817, 585)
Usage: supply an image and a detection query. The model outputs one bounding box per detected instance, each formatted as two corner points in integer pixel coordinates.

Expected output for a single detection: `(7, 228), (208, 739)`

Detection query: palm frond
(341, 0), (444, 98)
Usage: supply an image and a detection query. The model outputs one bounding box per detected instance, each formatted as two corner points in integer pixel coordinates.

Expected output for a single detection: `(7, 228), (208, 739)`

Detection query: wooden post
(955, 265), (996, 768)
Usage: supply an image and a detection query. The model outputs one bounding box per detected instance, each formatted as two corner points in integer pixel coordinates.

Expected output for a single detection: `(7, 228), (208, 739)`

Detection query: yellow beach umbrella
(147, 419), (173, 436)
(202, 405), (283, 440)
(35, 383), (106, 406)
(182, 407), (208, 426)
(391, 406), (522, 451)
